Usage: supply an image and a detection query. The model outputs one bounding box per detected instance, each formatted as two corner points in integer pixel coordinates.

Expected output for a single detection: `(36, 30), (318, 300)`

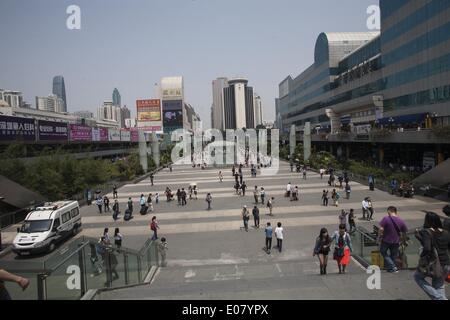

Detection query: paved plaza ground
(2, 161), (449, 299)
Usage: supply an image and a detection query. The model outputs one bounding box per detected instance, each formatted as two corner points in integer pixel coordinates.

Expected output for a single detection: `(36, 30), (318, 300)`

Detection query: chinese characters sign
(0, 115), (36, 142)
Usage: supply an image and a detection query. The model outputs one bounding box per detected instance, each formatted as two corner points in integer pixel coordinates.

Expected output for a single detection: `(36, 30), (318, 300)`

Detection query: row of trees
(0, 144), (163, 201)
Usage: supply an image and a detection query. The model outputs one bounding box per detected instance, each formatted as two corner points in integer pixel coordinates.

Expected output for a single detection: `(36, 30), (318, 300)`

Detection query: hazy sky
(0, 0), (377, 127)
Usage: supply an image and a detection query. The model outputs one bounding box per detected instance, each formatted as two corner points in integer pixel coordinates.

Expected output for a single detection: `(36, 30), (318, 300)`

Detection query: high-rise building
(112, 88), (121, 107)
(223, 78), (255, 129)
(52, 76), (67, 112)
(254, 94), (263, 127)
(120, 105), (131, 128)
(211, 77), (228, 130)
(0, 89), (23, 108)
(36, 94), (64, 113)
(97, 101), (122, 126)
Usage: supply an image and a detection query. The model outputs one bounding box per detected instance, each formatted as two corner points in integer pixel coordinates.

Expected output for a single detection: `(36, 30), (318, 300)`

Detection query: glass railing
(351, 227), (421, 270)
(1, 236), (160, 300)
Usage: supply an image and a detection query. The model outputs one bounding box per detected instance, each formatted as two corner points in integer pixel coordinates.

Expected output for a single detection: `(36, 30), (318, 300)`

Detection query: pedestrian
(113, 185), (118, 199)
(112, 199), (119, 221)
(348, 209), (356, 233)
(313, 228), (332, 275)
(239, 172), (243, 185)
(158, 237), (168, 267)
(320, 168), (325, 179)
(193, 185), (198, 200)
(275, 222), (284, 253)
(169, 164), (173, 172)
(322, 190), (329, 206)
(331, 224), (353, 274)
(302, 169), (307, 180)
(150, 173), (154, 186)
(267, 197), (274, 216)
(103, 228), (111, 245)
(96, 196), (103, 214)
(368, 174), (375, 191)
(338, 175), (343, 188)
(335, 190), (340, 207)
(219, 171), (223, 183)
(188, 185), (193, 200)
(339, 210), (348, 230)
(206, 193), (212, 210)
(286, 182), (292, 198)
(414, 212), (450, 300)
(378, 206), (408, 273)
(260, 187), (266, 205)
(362, 197), (370, 220)
(252, 206), (260, 228)
(155, 192), (159, 204)
(265, 222), (273, 254)
(345, 183), (351, 199)
(177, 189), (182, 205)
(232, 165), (236, 177)
(242, 206), (250, 232)
(0, 269), (30, 300)
(290, 162), (294, 172)
(139, 194), (147, 214)
(253, 186), (259, 204)
(87, 189), (93, 205)
(114, 228), (123, 249)
(291, 186), (299, 201)
(234, 182), (240, 195)
(181, 188), (187, 206)
(150, 216), (159, 240)
(367, 198), (374, 221)
(331, 189), (338, 207)
(147, 193), (153, 206)
(241, 182), (247, 197)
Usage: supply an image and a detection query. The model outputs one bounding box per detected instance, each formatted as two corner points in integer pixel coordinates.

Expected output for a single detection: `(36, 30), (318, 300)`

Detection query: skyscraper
(223, 78), (255, 130)
(112, 88), (121, 107)
(52, 76), (67, 112)
(211, 77), (228, 130)
(254, 94), (263, 127)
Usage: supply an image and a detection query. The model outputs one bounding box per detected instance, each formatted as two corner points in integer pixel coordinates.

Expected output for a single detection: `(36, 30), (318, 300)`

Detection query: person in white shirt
(275, 222), (284, 253)
(362, 197), (370, 220)
(286, 182), (292, 198)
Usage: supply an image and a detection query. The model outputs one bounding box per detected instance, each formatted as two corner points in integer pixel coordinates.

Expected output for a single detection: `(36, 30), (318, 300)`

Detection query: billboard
(69, 124), (92, 141)
(137, 99), (161, 121)
(108, 128), (121, 141)
(92, 127), (100, 141)
(99, 128), (108, 141)
(0, 115), (36, 142)
(38, 120), (68, 141)
(137, 99), (163, 132)
(162, 100), (183, 134)
(120, 129), (131, 142)
(131, 128), (139, 142)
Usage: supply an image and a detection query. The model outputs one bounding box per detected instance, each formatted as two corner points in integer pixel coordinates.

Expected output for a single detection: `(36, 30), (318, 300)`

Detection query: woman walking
(112, 200), (120, 221)
(150, 216), (160, 240)
(313, 228), (332, 275)
(267, 197), (274, 216)
(114, 228), (123, 249)
(414, 212), (450, 300)
(242, 206), (250, 232)
(103, 196), (110, 212)
(331, 224), (353, 274)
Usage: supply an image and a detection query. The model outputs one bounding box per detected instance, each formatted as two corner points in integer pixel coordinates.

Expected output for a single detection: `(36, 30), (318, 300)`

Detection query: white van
(12, 201), (82, 256)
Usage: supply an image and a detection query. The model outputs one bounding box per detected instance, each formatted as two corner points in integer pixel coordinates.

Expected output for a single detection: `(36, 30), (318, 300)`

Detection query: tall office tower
(120, 105), (131, 128)
(112, 88), (121, 107)
(52, 76), (67, 112)
(223, 78), (255, 130)
(254, 93), (263, 126)
(211, 77), (228, 130)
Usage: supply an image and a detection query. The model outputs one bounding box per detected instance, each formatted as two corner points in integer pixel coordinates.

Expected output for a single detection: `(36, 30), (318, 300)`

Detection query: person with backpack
(150, 216), (159, 240)
(112, 199), (120, 221)
(378, 206), (408, 273)
(313, 228), (332, 275)
(414, 212), (450, 300)
(114, 228), (123, 249)
(206, 193), (212, 210)
(331, 224), (353, 274)
(265, 222), (273, 254)
(242, 206), (250, 232)
(274, 222), (284, 253)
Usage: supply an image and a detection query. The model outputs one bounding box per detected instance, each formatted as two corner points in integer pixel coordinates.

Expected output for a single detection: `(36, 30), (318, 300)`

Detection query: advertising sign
(108, 128), (120, 141)
(92, 127), (100, 141)
(131, 128), (139, 142)
(120, 129), (131, 142)
(99, 128), (108, 141)
(69, 124), (92, 141)
(0, 115), (36, 142)
(38, 120), (68, 142)
(162, 100), (183, 134)
(137, 99), (163, 133)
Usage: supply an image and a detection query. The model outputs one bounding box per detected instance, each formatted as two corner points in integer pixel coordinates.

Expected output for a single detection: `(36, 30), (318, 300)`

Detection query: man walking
(322, 190), (329, 206)
(112, 200), (120, 221)
(113, 185), (118, 199)
(252, 206), (260, 228)
(265, 222), (273, 254)
(345, 183), (351, 200)
(260, 187), (266, 205)
(206, 193), (212, 210)
(275, 222), (284, 253)
(253, 186), (259, 204)
(378, 206), (408, 273)
(241, 182), (247, 197)
(181, 188), (187, 206)
(150, 173), (154, 186)
(362, 197), (370, 220)
(242, 206), (250, 232)
(96, 196), (103, 214)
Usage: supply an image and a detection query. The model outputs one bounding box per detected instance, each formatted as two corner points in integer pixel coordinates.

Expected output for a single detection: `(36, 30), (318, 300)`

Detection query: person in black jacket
(414, 212), (450, 300)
